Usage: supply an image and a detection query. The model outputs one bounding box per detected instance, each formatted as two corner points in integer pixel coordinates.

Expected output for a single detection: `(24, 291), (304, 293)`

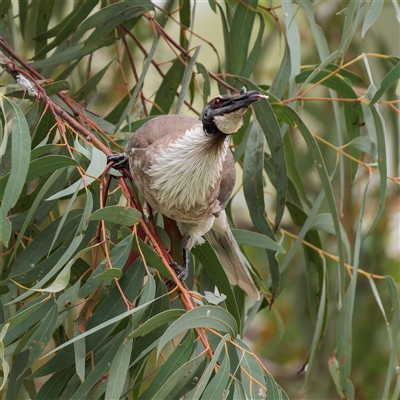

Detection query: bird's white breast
(146, 125), (229, 212)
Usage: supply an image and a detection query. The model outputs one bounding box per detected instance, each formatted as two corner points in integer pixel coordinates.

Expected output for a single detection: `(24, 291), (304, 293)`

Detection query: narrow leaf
(139, 330), (196, 399)
(157, 305), (238, 358)
(88, 205), (142, 226)
(26, 155), (79, 182)
(382, 276), (400, 399)
(24, 304), (58, 372)
(128, 309), (185, 339)
(192, 242), (241, 331)
(362, 0), (384, 39)
(191, 334), (230, 400)
(72, 60), (113, 102)
(371, 61), (400, 105)
(364, 106), (387, 237)
(196, 62), (211, 105)
(232, 229), (285, 253)
(46, 147), (106, 201)
(105, 337), (133, 400)
(201, 352), (230, 399)
(176, 45), (201, 114)
(0, 97), (31, 246)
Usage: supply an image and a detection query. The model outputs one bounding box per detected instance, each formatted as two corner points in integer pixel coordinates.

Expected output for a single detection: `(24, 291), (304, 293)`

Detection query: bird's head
(201, 87), (268, 135)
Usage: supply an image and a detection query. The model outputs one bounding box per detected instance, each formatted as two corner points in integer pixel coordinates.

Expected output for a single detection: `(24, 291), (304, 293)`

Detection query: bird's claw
(107, 153), (129, 170)
(166, 261), (188, 291)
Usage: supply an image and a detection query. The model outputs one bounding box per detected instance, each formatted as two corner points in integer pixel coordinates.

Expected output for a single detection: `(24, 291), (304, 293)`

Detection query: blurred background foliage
(0, 0), (399, 399)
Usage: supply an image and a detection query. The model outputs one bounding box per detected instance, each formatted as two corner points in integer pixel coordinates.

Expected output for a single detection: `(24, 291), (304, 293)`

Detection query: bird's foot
(107, 153), (129, 170)
(166, 261), (188, 291)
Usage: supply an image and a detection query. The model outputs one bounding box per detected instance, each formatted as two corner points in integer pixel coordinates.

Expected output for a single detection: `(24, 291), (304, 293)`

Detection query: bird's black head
(201, 87), (267, 135)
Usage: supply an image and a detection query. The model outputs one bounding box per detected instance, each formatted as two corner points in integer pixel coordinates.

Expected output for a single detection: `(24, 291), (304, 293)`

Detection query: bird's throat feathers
(147, 125), (229, 212)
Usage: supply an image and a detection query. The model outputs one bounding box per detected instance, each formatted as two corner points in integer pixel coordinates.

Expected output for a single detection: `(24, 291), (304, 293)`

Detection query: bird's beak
(224, 88), (268, 112)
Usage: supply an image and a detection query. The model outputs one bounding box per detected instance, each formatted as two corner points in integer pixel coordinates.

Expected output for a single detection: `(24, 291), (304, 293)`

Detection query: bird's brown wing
(126, 115), (202, 150)
(217, 150), (236, 210)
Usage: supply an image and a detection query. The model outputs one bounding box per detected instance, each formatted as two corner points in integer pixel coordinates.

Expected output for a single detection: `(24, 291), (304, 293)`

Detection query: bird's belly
(145, 187), (219, 224)
(130, 152), (222, 223)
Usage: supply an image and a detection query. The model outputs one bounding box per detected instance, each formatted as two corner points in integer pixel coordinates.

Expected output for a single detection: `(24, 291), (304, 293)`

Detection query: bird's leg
(166, 247), (189, 290)
(107, 153), (129, 170)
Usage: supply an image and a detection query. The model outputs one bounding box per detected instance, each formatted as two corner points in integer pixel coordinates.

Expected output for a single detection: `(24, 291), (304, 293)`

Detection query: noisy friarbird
(108, 87), (267, 299)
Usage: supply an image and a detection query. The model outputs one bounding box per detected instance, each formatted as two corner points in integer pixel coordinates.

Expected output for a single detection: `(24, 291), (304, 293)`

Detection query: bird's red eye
(212, 98), (222, 107)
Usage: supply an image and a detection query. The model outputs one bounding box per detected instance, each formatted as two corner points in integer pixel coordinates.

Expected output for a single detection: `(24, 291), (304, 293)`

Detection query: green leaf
(114, 33), (160, 132)
(196, 62), (211, 105)
(201, 351), (230, 399)
(153, 354), (207, 400)
(298, 1), (330, 61)
(85, 259), (147, 348)
(371, 61), (400, 105)
(232, 229), (285, 254)
(72, 59), (113, 102)
(192, 242), (241, 331)
(24, 303), (58, 372)
(302, 258), (327, 388)
(9, 234), (84, 305)
(25, 156), (78, 182)
(336, 178), (371, 399)
(281, 0), (301, 94)
(364, 106), (387, 237)
(5, 350), (28, 400)
(3, 295), (53, 347)
(282, 129), (310, 206)
(104, 337), (133, 400)
(216, 3), (231, 77)
(295, 68), (364, 120)
(128, 309), (185, 339)
(7, 168), (66, 263)
(151, 58), (186, 116)
(270, 40), (291, 99)
(265, 369), (289, 400)
(32, 0), (98, 58)
(34, 368), (74, 400)
(131, 237), (172, 279)
(191, 334), (230, 400)
(348, 136), (377, 160)
(38, 260), (74, 293)
(55, 280), (81, 327)
(157, 305), (238, 358)
(46, 147), (106, 201)
(243, 118), (280, 298)
(42, 287), (165, 359)
(139, 330), (196, 399)
(285, 106), (346, 301)
(88, 205), (142, 226)
(7, 206), (79, 273)
(236, 338), (265, 399)
(92, 268), (123, 281)
(344, 101), (362, 181)
(336, 0), (363, 59)
(382, 276), (400, 400)
(33, 0), (56, 55)
(71, 328), (129, 400)
(285, 197), (325, 322)
(0, 0), (11, 15)
(175, 45), (201, 114)
(240, 12), (265, 79)
(362, 0), (384, 39)
(0, 97), (31, 246)
(84, 4), (149, 46)
(229, 0), (258, 80)
(0, 322), (10, 390)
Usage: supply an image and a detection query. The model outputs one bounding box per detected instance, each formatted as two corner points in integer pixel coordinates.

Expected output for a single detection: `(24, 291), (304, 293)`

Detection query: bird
(108, 87), (267, 299)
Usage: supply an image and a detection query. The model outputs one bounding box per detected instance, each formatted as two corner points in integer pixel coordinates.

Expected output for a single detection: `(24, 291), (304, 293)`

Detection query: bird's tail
(205, 210), (260, 300)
